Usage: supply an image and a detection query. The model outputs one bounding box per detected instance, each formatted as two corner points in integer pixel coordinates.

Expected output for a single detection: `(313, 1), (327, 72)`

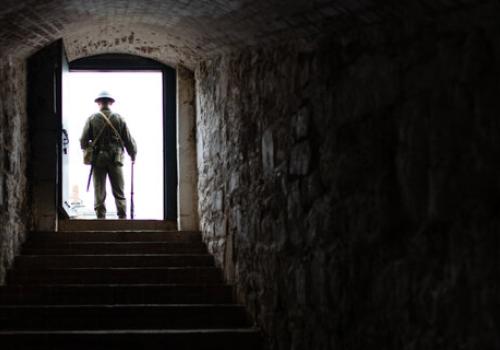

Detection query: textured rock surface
(196, 3), (500, 349)
(0, 58), (28, 283)
(0, 0), (487, 68)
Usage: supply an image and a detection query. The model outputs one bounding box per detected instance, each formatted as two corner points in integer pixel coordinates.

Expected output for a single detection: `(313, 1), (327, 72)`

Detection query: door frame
(68, 54), (178, 220)
(28, 39), (64, 231)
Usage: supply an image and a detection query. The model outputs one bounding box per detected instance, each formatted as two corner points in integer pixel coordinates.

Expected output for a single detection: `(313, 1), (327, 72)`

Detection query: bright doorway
(63, 71), (164, 219)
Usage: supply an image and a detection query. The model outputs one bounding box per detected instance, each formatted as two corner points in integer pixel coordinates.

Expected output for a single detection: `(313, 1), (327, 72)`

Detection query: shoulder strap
(91, 118), (107, 146)
(98, 111), (124, 147)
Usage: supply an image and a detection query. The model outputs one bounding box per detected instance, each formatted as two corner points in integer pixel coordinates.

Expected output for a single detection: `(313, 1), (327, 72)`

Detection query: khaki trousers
(93, 163), (126, 218)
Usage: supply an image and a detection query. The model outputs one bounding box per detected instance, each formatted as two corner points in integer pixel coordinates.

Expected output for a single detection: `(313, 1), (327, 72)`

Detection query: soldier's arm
(118, 117), (137, 160)
(80, 117), (93, 149)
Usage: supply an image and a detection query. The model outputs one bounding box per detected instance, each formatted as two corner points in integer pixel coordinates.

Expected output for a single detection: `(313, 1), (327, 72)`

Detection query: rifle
(86, 164), (93, 192)
(86, 145), (99, 192)
(130, 160), (135, 219)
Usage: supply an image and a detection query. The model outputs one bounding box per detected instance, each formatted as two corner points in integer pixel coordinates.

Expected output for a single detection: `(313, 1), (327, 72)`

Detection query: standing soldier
(80, 91), (137, 219)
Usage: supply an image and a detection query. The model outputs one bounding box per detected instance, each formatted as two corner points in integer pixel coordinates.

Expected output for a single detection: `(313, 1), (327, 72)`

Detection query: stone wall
(0, 57), (29, 283)
(196, 3), (500, 349)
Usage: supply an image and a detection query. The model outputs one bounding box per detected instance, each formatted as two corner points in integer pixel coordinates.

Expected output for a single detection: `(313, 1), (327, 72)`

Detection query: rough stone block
(289, 140), (311, 176)
(229, 171), (239, 193)
(0, 176), (3, 206)
(294, 105), (310, 140)
(295, 264), (308, 306)
(214, 189), (224, 211)
(262, 128), (274, 177)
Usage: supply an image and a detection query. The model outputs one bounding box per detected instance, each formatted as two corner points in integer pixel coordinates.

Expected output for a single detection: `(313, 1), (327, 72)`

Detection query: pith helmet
(95, 91), (115, 103)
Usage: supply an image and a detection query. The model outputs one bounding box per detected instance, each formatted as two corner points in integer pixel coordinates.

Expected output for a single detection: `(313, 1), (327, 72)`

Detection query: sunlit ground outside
(64, 71), (163, 219)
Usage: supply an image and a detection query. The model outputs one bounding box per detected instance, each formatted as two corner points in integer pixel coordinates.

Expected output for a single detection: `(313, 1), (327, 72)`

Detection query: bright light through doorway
(64, 71), (164, 219)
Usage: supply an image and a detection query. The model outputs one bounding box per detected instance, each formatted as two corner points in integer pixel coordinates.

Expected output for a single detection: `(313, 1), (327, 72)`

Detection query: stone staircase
(0, 229), (262, 349)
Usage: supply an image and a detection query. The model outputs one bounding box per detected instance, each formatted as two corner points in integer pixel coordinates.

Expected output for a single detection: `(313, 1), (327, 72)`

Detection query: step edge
(0, 328), (260, 335)
(9, 267), (220, 271)
(0, 304), (246, 309)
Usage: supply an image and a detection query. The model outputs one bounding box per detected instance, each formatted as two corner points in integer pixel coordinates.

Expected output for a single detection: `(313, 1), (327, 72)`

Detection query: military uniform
(80, 96), (137, 219)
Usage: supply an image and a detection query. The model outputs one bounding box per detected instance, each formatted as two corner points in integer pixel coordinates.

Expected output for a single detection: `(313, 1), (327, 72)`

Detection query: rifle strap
(98, 111), (125, 148)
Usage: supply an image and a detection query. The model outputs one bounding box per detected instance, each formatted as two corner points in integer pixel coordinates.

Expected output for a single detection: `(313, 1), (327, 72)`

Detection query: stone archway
(27, 38), (198, 232)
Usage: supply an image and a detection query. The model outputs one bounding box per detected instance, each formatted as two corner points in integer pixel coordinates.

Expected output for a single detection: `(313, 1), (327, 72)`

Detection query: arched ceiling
(0, 0), (487, 68)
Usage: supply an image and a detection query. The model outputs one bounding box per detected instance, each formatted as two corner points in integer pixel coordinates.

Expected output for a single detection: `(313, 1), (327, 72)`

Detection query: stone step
(28, 231), (201, 242)
(58, 219), (177, 232)
(0, 304), (251, 330)
(21, 242), (207, 255)
(0, 329), (262, 350)
(15, 254), (215, 268)
(0, 285), (233, 305)
(7, 267), (222, 285)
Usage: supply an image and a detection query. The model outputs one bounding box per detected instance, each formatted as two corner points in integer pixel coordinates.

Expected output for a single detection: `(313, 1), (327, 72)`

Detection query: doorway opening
(63, 71), (164, 219)
(28, 42), (178, 231)
(64, 53), (178, 222)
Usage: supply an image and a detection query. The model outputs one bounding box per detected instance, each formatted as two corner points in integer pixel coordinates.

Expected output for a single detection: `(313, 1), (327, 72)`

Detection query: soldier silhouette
(80, 91), (137, 219)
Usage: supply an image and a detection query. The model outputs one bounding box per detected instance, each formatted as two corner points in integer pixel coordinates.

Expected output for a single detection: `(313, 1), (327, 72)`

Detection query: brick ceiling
(0, 0), (484, 67)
